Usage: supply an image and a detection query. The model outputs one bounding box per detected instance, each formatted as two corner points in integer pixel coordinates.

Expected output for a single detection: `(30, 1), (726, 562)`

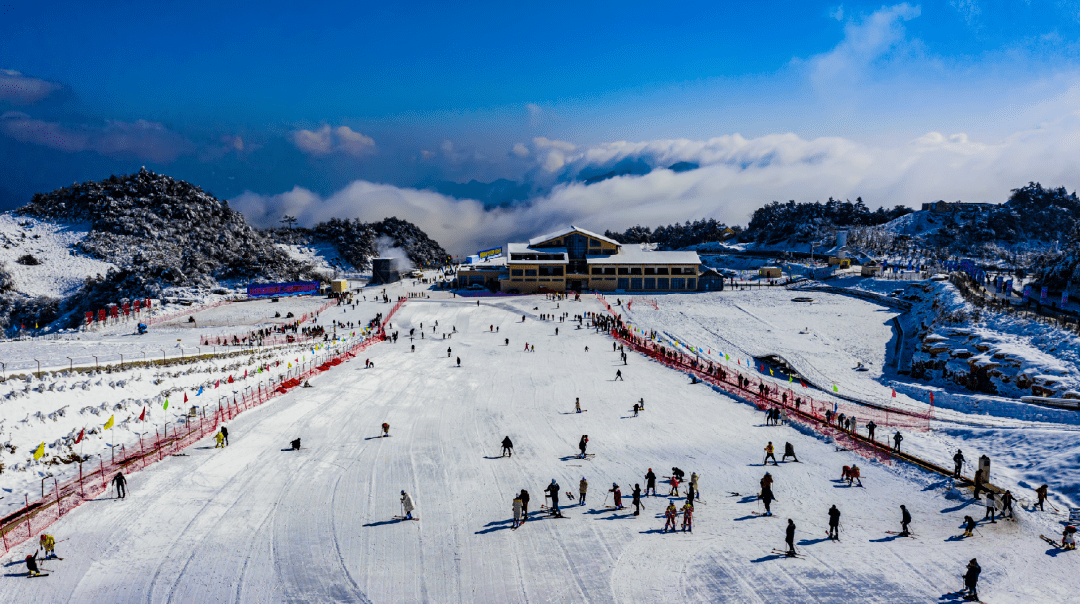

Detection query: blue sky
(3, 1), (1080, 251)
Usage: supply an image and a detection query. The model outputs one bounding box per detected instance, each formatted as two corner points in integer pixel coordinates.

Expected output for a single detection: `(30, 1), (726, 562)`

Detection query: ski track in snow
(0, 293), (1076, 602)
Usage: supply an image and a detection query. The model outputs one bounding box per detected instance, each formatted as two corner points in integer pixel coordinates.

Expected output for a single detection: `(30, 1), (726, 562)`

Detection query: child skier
(781, 442), (798, 463)
(610, 483), (623, 510)
(663, 502), (678, 532)
(764, 442), (777, 466)
(25, 550), (43, 577)
(681, 501), (694, 532)
(382, 423), (390, 437)
(900, 505), (912, 536)
(512, 496), (523, 529)
(578, 435), (589, 459)
(632, 484), (643, 515)
(579, 477), (588, 505)
(400, 490), (415, 520)
(962, 515), (977, 538)
(214, 430), (225, 448)
(39, 533), (58, 559)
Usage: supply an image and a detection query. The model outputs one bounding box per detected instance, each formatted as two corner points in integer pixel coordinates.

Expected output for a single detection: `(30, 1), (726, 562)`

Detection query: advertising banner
(478, 246), (503, 260)
(247, 281), (319, 299)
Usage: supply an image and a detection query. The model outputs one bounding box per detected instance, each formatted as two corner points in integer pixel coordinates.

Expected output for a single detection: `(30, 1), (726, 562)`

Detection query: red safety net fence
(0, 298), (407, 556)
(595, 294), (929, 464)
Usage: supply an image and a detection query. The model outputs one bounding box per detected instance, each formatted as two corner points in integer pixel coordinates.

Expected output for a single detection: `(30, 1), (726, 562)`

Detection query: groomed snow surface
(0, 293), (1075, 603)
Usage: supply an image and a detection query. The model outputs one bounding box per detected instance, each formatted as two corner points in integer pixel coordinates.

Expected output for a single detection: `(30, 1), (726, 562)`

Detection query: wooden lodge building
(456, 226), (701, 294)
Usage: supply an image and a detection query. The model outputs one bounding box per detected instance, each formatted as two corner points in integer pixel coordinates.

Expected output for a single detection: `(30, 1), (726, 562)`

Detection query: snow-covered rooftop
(528, 225), (620, 247)
(586, 248), (701, 265)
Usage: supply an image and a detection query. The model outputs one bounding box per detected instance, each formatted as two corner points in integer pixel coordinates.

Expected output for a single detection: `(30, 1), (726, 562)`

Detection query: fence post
(54, 478), (61, 516)
(25, 494), (31, 538)
(100, 458), (106, 489)
(79, 462), (84, 498)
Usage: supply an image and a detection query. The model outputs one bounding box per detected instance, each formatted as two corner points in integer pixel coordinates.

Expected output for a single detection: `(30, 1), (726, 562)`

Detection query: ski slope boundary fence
(0, 298), (408, 557)
(595, 294), (930, 465)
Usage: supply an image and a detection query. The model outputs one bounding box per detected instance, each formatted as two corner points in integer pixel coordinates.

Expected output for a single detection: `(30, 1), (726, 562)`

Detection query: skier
(24, 550), (42, 577)
(501, 436), (514, 457)
(1000, 490), (1014, 519)
(512, 495), (523, 529)
(400, 490), (415, 520)
(761, 483), (775, 516)
(456, 357), (461, 367)
(781, 442), (798, 463)
(610, 483), (623, 510)
(963, 558), (981, 601)
(221, 425), (229, 446)
(615, 369), (623, 381)
(893, 431), (903, 451)
(1035, 484), (1048, 511)
(983, 490), (997, 523)
(973, 468), (986, 500)
(638, 398), (645, 411)
(575, 398), (582, 413)
(578, 435), (589, 458)
(214, 430), (225, 448)
(579, 477), (588, 505)
(669, 475), (680, 497)
(848, 465), (862, 487)
(505, 338), (509, 346)
(681, 500), (694, 532)
(645, 468), (657, 496)
(866, 420), (877, 441)
(632, 484), (643, 515)
(290, 437), (302, 451)
(953, 449), (965, 478)
(900, 504), (912, 536)
(519, 489), (531, 520)
(764, 442), (778, 466)
(663, 501), (678, 532)
(690, 472), (700, 501)
(545, 480), (563, 517)
(112, 471), (127, 499)
(632, 402), (640, 417)
(447, 347), (451, 358)
(39, 533), (58, 559)
(785, 519), (797, 556)
(828, 505), (841, 540)
(382, 423), (390, 437)
(1062, 525), (1077, 550)
(962, 515), (977, 538)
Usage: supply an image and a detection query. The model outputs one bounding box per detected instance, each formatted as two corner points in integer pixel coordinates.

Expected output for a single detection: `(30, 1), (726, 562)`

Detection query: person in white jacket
(401, 490), (416, 520)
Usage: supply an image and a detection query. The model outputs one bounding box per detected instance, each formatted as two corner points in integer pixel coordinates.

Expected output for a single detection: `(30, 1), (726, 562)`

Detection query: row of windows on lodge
(508, 277), (697, 290)
(509, 266), (696, 277)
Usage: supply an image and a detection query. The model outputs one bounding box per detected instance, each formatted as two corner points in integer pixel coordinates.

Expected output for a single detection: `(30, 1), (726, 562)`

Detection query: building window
(657, 278), (669, 290)
(525, 269), (537, 276)
(644, 277), (656, 289)
(656, 267), (669, 275)
(511, 269), (523, 276)
(511, 278), (522, 282)
(687, 278), (696, 290)
(630, 278), (642, 290)
(618, 267), (629, 275)
(644, 267), (656, 275)
(566, 233), (588, 260)
(671, 278), (686, 290)
(604, 267), (616, 275)
(617, 278), (629, 289)
(630, 267), (642, 275)
(591, 267), (603, 275)
(590, 239), (601, 247)
(606, 277), (616, 281)
(526, 278), (536, 282)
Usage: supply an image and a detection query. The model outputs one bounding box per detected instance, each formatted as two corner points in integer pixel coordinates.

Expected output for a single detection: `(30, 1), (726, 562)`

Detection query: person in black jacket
(645, 468), (657, 496)
(545, 480), (563, 517)
(953, 449), (965, 477)
(578, 435), (589, 459)
(785, 519), (797, 556)
(782, 442), (799, 463)
(501, 436), (513, 457)
(632, 484), (643, 516)
(221, 425), (229, 446)
(963, 558), (981, 601)
(828, 505), (841, 540)
(112, 471), (127, 499)
(893, 431), (903, 451)
(519, 489), (530, 520)
(900, 505), (912, 536)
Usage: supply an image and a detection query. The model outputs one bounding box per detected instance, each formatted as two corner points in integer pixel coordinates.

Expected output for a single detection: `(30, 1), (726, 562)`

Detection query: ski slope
(0, 293), (1074, 602)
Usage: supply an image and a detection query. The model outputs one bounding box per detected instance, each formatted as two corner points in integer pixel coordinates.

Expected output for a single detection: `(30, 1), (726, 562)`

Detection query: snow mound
(0, 214), (114, 298)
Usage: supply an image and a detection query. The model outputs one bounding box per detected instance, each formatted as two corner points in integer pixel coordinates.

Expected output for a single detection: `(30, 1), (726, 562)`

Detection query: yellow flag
(33, 442), (45, 460)
(288, 362), (292, 368)
(769, 369), (774, 376)
(104, 414), (115, 430)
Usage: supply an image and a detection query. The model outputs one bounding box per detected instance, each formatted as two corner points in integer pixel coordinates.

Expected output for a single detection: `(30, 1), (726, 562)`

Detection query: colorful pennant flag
(163, 398), (169, 410)
(832, 384), (839, 393)
(33, 442), (45, 460)
(74, 428), (84, 444)
(139, 407), (145, 421)
(104, 415), (115, 430)
(891, 389), (896, 398)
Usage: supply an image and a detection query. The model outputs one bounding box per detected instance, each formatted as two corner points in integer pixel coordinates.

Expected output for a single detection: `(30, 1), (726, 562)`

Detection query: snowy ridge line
(787, 280), (913, 311)
(0, 298), (407, 558)
(597, 309), (1011, 491)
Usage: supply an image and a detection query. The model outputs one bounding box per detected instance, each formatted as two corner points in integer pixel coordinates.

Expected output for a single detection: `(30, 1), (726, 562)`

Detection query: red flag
(139, 407), (146, 421)
(74, 428), (84, 444)
(244, 369), (248, 379)
(215, 380), (220, 388)
(184, 392), (189, 403)
(891, 388), (896, 397)
(228, 375), (234, 384)
(760, 364), (764, 372)
(930, 392), (934, 404)
(800, 380), (807, 388)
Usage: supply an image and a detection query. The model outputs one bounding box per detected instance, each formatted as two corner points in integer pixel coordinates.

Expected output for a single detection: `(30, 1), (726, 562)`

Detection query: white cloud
(511, 142), (529, 158)
(951, 0), (981, 26)
(830, 5), (844, 21)
(291, 125), (375, 157)
(0, 69), (62, 105)
(809, 3), (922, 90)
(233, 114), (1080, 255)
(0, 113), (191, 162)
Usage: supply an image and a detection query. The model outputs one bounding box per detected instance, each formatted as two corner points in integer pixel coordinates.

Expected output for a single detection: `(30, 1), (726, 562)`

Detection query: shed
(759, 266), (782, 278)
(331, 279), (349, 293)
(860, 262), (882, 277)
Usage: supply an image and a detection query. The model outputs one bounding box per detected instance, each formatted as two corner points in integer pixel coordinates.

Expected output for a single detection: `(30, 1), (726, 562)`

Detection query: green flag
(163, 398), (169, 410)
(833, 384), (839, 393)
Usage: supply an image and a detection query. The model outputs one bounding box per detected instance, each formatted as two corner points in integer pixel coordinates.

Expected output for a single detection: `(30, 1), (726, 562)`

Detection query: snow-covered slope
(0, 290), (1075, 602)
(0, 214), (114, 298)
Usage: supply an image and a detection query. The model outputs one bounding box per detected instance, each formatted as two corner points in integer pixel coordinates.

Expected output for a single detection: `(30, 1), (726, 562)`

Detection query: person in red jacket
(609, 483), (623, 510)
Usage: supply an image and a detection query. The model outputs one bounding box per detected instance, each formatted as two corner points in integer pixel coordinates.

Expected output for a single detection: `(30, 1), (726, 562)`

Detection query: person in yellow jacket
(764, 441), (778, 466)
(39, 533), (59, 560)
(214, 430), (226, 448)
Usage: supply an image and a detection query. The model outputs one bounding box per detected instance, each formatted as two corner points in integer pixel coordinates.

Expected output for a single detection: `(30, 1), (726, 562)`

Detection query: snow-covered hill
(0, 214), (114, 298)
